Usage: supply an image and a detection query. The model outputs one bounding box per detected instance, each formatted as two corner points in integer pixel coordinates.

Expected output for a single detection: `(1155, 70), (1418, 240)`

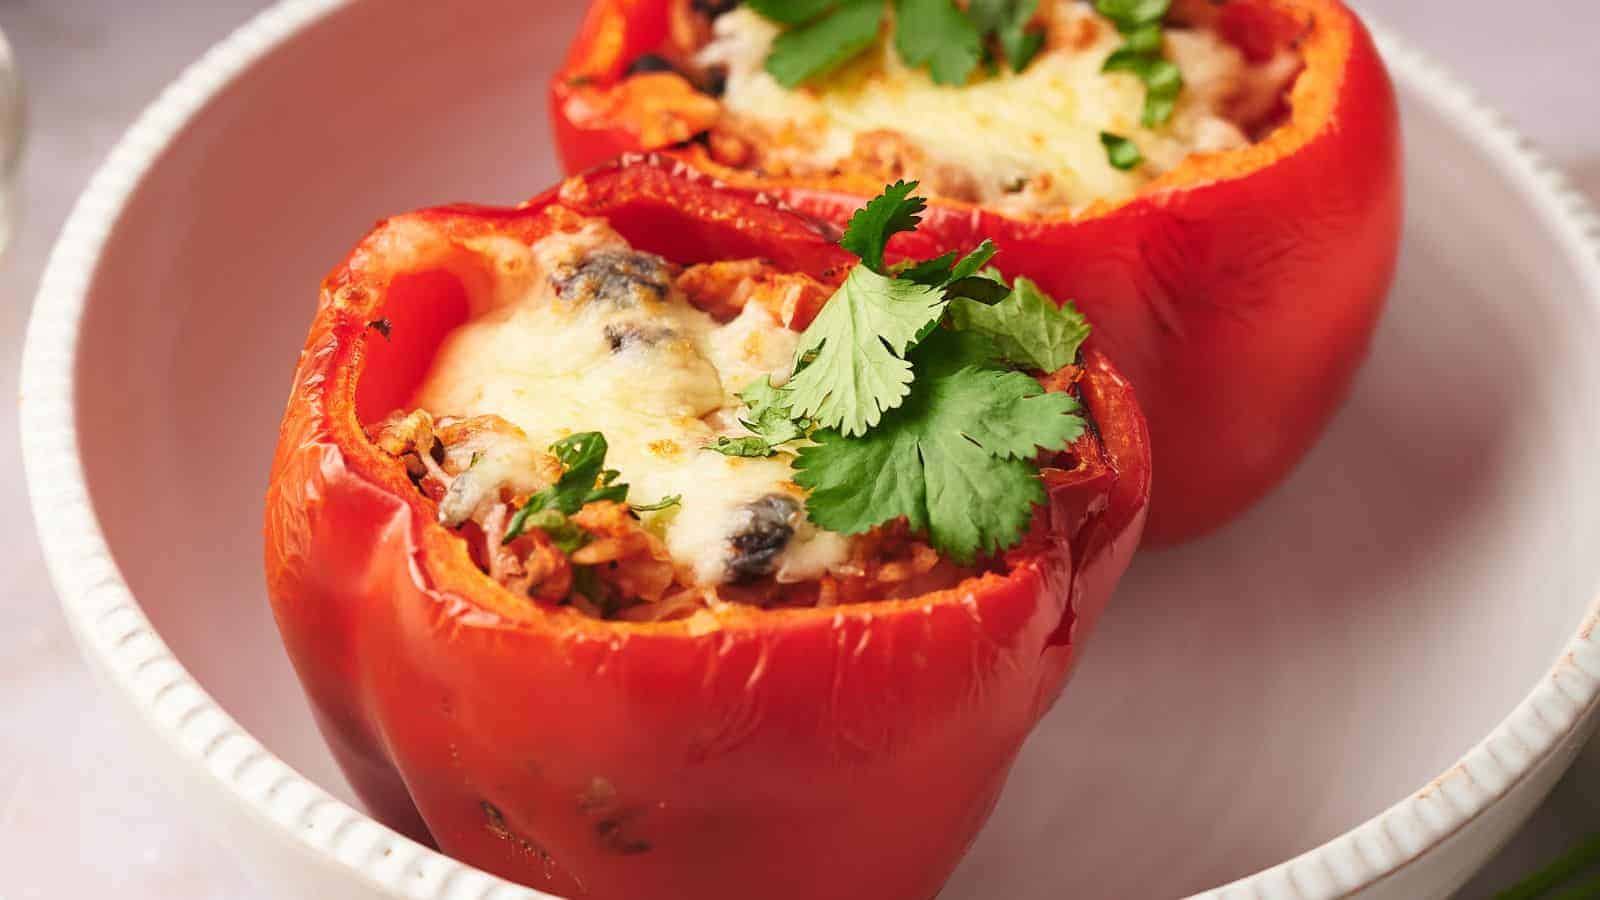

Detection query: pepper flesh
(264, 157), (1151, 900)
(550, 0), (1402, 543)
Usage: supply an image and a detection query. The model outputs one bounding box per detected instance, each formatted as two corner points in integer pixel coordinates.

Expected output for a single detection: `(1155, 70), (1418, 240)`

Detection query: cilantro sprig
(709, 180), (1093, 561)
(794, 329), (1085, 562)
(755, 0), (1048, 88)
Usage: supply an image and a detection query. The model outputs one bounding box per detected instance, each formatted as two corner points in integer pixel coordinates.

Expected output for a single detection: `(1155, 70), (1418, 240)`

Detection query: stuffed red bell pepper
(551, 0), (1401, 543)
(264, 156), (1150, 900)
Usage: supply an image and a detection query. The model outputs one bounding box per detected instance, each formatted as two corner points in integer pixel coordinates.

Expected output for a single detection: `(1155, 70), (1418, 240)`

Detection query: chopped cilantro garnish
(968, 0), (1045, 72)
(1104, 53), (1183, 126)
(704, 181), (1093, 562)
(630, 495), (683, 513)
(1100, 131), (1143, 170)
(710, 376), (809, 457)
(518, 508), (591, 554)
(950, 275), (1091, 372)
(793, 330), (1087, 563)
(504, 432), (629, 544)
(1094, 0), (1171, 28)
(1096, 0), (1181, 127)
(764, 0), (886, 88)
(753, 0), (1047, 87)
(710, 436), (782, 458)
(1118, 22), (1164, 56)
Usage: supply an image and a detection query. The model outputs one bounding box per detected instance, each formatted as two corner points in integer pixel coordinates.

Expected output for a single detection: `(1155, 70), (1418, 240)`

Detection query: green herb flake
(504, 432), (629, 544)
(1096, 0), (1181, 127)
(708, 376), (810, 458)
(710, 435), (778, 458)
(1094, 0), (1173, 30)
(1100, 131), (1143, 170)
(968, 0), (1046, 72)
(630, 495), (683, 513)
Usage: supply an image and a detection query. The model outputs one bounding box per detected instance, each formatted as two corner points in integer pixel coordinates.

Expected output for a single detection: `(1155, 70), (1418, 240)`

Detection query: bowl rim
(18, 2), (1600, 898)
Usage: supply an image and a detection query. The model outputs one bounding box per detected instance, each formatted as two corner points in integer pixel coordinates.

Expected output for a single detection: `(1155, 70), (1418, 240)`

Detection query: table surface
(3, 2), (1599, 898)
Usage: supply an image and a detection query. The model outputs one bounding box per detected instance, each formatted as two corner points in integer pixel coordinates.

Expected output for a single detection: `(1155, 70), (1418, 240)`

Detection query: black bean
(692, 0), (741, 16)
(626, 53), (677, 77)
(702, 67), (728, 98)
(603, 321), (676, 353)
(727, 494), (800, 583)
(552, 251), (672, 308)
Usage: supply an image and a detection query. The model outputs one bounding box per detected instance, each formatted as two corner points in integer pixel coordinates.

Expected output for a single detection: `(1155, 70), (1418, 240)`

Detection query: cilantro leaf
(747, 0), (838, 26)
(899, 239), (998, 290)
(945, 273), (1012, 305)
(710, 376), (808, 457)
(1094, 0), (1172, 30)
(949, 239), (1000, 281)
(504, 432), (628, 543)
(897, 251), (960, 285)
(998, 24), (1046, 72)
(1106, 53), (1183, 126)
(1119, 22), (1164, 54)
(968, 0), (1045, 72)
(711, 436), (782, 458)
(950, 276), (1091, 372)
(840, 180), (926, 273)
(1139, 58), (1182, 125)
(794, 424), (924, 536)
(793, 330), (1086, 562)
(1101, 131), (1143, 170)
(899, 239), (999, 288)
(893, 0), (984, 86)
(786, 266), (948, 436)
(765, 0), (885, 88)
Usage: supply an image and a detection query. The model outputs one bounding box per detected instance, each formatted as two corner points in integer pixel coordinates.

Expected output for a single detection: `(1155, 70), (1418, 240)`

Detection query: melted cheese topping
(411, 223), (850, 586)
(699, 2), (1288, 213)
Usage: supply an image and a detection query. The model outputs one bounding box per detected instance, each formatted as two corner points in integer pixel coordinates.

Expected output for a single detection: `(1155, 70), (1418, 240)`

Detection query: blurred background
(0, 1), (1596, 898)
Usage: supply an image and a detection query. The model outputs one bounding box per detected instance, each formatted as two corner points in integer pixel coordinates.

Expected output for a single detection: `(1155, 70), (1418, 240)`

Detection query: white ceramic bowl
(21, 2), (1600, 898)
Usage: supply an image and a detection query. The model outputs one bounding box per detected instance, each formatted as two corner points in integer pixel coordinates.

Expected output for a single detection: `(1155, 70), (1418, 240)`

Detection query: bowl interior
(68, 3), (1600, 897)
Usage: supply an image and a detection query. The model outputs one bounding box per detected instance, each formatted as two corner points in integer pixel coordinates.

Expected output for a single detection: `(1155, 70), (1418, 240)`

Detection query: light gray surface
(0, 2), (1596, 898)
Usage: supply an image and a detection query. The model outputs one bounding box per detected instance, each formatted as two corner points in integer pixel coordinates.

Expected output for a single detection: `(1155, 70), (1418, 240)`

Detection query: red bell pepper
(550, 0), (1402, 544)
(264, 156), (1151, 900)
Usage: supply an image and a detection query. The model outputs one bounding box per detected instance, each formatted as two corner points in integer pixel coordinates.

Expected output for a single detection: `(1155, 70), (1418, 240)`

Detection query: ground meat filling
(366, 221), (980, 621)
(570, 0), (1303, 214)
